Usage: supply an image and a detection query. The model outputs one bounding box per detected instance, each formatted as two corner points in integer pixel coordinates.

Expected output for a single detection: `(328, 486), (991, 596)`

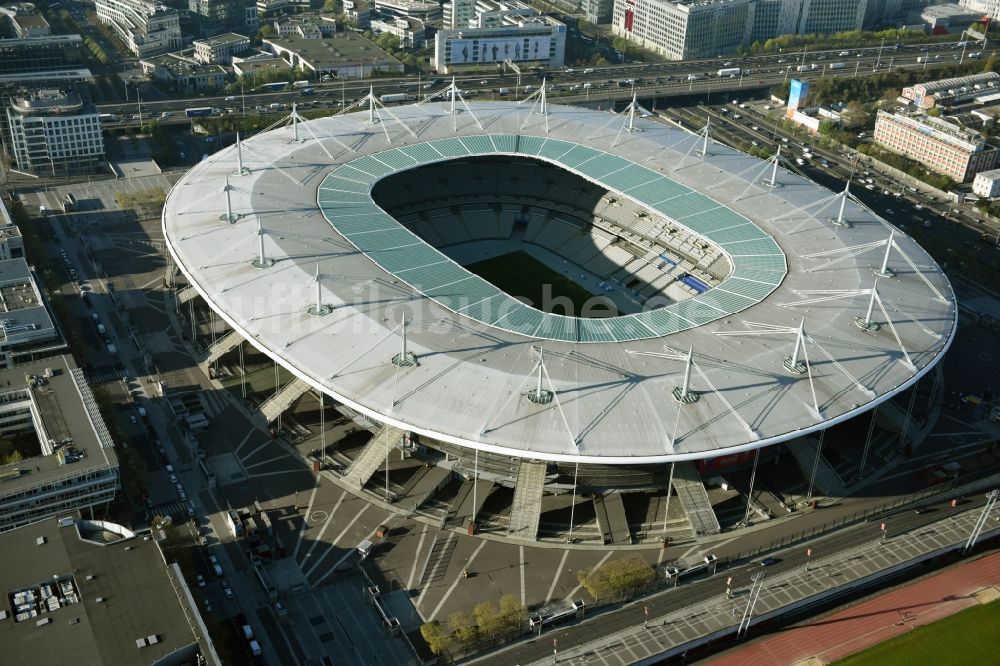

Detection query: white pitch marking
(565, 551), (613, 600)
(544, 550), (569, 606)
(519, 545), (526, 608)
(298, 489), (346, 566)
(291, 477), (322, 561)
(427, 540), (488, 622)
(304, 504), (371, 577)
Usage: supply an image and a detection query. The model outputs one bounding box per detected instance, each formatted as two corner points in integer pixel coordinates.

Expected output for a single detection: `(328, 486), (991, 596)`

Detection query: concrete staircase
(787, 437), (846, 497)
(672, 461), (721, 536)
(202, 329), (243, 368)
(449, 477), (494, 527)
(259, 378), (310, 423)
(397, 465), (451, 513)
(341, 425), (406, 490)
(176, 285), (199, 305)
(507, 461), (546, 541)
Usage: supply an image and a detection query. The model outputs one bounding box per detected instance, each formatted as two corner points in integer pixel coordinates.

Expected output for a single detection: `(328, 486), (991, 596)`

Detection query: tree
(448, 611), (478, 644)
(841, 101), (868, 130)
(577, 554), (655, 600)
(927, 107), (942, 117)
(419, 621), (451, 655)
(498, 594), (526, 632)
(323, 0), (337, 10)
(473, 601), (503, 637)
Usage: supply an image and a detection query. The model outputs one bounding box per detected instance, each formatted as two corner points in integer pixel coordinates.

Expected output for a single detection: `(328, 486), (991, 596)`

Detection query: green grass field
(465, 251), (618, 317)
(834, 599), (1000, 666)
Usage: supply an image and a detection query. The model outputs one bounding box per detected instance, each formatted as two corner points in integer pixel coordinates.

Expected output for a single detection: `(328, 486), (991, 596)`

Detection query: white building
(94, 0), (182, 57)
(370, 16), (426, 48)
(874, 110), (998, 183)
(5, 88), (104, 177)
(193, 32), (250, 64)
(959, 0), (1000, 20)
(973, 168), (1000, 198)
(432, 13), (566, 74)
(444, 0), (477, 28)
(612, 0), (868, 60)
(263, 33), (403, 78)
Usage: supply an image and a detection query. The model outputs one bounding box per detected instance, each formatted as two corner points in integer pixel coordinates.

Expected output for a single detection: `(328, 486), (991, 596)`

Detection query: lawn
(833, 599), (1000, 666)
(464, 251), (617, 318)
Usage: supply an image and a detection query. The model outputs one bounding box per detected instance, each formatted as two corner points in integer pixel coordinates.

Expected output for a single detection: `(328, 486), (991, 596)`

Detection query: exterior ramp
(593, 491), (632, 544)
(259, 378), (310, 423)
(672, 461), (721, 536)
(787, 437), (846, 497)
(507, 462), (546, 540)
(342, 425), (405, 489)
(449, 478), (495, 527)
(397, 465), (452, 512)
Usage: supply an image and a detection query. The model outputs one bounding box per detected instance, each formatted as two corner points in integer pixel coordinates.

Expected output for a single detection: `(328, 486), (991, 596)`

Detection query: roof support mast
(876, 231), (895, 277)
(784, 318), (807, 374)
(391, 315), (416, 367)
(832, 181), (850, 227)
(854, 280), (881, 331)
(220, 176), (238, 223)
(251, 218), (274, 269)
(234, 132), (248, 175)
(763, 146), (781, 187)
(526, 347), (553, 404)
(308, 265), (332, 316)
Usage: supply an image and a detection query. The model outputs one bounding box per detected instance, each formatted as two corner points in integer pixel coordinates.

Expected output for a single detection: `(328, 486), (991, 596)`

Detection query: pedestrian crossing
(152, 500), (192, 520)
(85, 368), (126, 385)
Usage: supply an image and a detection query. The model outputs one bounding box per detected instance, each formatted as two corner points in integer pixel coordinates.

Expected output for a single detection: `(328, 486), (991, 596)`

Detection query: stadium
(163, 92), (957, 543)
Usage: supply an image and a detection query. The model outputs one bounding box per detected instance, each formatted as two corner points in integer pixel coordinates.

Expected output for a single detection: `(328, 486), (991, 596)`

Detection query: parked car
(196, 574), (206, 587)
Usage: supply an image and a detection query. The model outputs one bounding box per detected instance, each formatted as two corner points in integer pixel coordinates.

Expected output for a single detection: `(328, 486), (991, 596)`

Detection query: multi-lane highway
(97, 38), (993, 123)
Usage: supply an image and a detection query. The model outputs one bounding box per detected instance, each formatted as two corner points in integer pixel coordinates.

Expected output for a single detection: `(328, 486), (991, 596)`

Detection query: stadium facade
(163, 97), (956, 543)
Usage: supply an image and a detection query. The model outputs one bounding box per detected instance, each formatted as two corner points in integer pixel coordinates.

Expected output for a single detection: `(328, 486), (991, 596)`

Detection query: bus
(185, 107), (213, 117)
(260, 81), (289, 92)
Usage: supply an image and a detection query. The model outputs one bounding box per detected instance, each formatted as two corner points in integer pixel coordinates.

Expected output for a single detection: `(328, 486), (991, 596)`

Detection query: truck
(62, 193), (77, 213)
(379, 93), (413, 104)
(827, 62), (845, 70)
(717, 67), (741, 77)
(498, 87), (512, 95)
(268, 103), (287, 111)
(98, 113), (120, 123)
(686, 73), (701, 81)
(298, 87), (314, 96)
(795, 65), (811, 72)
(292, 80), (311, 88)
(185, 107), (213, 118)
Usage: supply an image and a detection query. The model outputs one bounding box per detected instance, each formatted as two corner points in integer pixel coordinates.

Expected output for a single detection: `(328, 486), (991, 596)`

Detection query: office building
(0, 516), (211, 665)
(192, 31), (250, 64)
(272, 14), (338, 38)
(920, 3), (984, 32)
(342, 0), (372, 28)
(11, 13), (50, 37)
(139, 51), (227, 91)
(0, 35), (84, 76)
(611, 0), (868, 60)
(188, 0), (257, 38)
(370, 16), (426, 48)
(0, 357), (119, 533)
(873, 110), (998, 183)
(973, 167), (1000, 198)
(263, 33), (403, 78)
(959, 0), (1000, 20)
(0, 258), (60, 367)
(432, 13), (566, 73)
(901, 71), (1000, 109)
(375, 0), (441, 22)
(93, 0), (182, 57)
(443, 0), (476, 28)
(581, 0), (616, 23)
(5, 88), (104, 176)
(612, 0), (754, 60)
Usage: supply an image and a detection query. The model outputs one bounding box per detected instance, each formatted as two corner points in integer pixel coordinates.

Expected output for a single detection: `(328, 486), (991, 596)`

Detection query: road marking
(566, 551), (613, 601)
(243, 453), (295, 470)
(299, 489), (346, 566)
(519, 545), (526, 608)
(312, 522), (379, 587)
(544, 550), (569, 606)
(233, 430), (259, 457)
(248, 469), (307, 479)
(427, 540), (488, 622)
(304, 504), (371, 577)
(291, 477), (322, 561)
(240, 439), (273, 463)
(407, 525), (429, 591)
(137, 275), (162, 290)
(415, 532), (456, 610)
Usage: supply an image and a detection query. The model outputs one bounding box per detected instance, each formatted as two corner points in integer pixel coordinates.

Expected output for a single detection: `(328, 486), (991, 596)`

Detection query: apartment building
(192, 31), (251, 64)
(93, 0), (182, 57)
(873, 110), (998, 183)
(189, 0), (257, 38)
(959, 0), (1000, 20)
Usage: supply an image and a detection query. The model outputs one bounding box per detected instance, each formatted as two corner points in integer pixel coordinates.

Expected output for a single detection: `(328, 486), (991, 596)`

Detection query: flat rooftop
(0, 356), (117, 495)
(264, 33), (400, 67)
(193, 32), (249, 48)
(0, 258), (55, 345)
(0, 518), (200, 665)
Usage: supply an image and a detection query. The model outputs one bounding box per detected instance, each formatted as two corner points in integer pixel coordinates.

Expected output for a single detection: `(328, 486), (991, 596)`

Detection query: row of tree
(420, 594), (527, 656)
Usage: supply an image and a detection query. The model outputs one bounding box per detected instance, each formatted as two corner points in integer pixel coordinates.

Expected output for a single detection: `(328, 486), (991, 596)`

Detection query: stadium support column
(662, 461), (675, 537)
(741, 448), (761, 527)
(567, 461), (579, 543)
(292, 103), (300, 142)
(471, 449), (479, 529)
(854, 281), (880, 331)
(450, 77), (457, 116)
(783, 319), (806, 374)
(697, 117), (710, 158)
(672, 346), (698, 404)
(832, 182), (850, 227)
(875, 231), (895, 278)
(252, 218), (274, 269)
(763, 146), (781, 187)
(368, 86), (376, 125)
(805, 429), (825, 503)
(391, 317), (417, 367)
(309, 265), (332, 316)
(234, 132), (248, 176)
(221, 176), (237, 223)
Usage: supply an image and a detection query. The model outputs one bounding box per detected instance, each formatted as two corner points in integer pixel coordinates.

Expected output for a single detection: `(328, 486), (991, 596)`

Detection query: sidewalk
(706, 551), (1000, 666)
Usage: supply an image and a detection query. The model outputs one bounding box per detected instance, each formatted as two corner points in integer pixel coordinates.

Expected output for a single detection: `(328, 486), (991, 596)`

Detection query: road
(96, 39), (994, 123)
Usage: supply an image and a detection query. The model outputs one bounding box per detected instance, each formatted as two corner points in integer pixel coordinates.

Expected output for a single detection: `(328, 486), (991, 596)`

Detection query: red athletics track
(705, 551), (1000, 666)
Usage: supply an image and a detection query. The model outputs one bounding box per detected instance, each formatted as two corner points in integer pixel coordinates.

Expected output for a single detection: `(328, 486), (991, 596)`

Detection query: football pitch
(834, 599), (1000, 666)
(465, 251), (618, 318)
